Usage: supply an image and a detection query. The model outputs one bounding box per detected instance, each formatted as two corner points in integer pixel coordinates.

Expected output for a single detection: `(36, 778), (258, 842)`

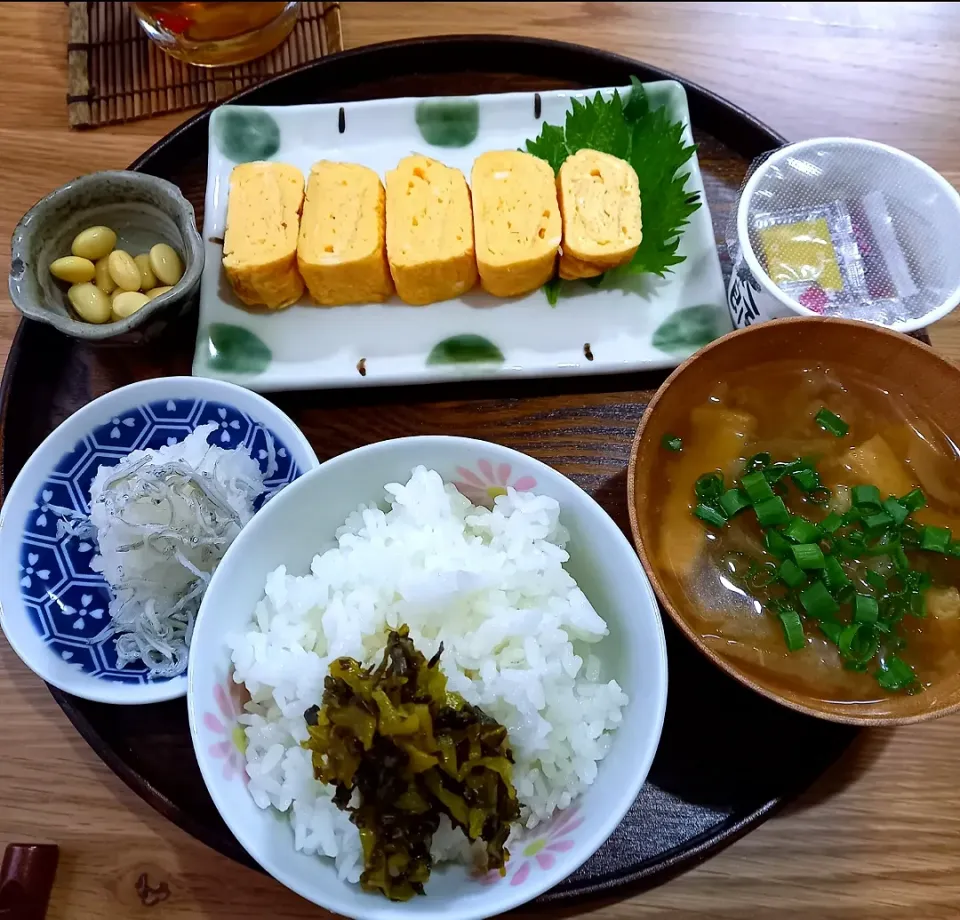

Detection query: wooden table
(2, 3), (960, 918)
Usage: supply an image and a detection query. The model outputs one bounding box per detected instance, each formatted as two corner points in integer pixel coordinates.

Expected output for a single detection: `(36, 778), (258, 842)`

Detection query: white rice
(229, 466), (628, 883)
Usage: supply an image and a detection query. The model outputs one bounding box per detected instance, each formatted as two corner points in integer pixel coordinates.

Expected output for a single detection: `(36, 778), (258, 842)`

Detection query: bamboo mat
(67, 2), (343, 128)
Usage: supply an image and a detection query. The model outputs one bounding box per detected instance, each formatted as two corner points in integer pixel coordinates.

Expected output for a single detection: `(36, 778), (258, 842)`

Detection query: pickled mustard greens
(686, 409), (958, 694)
(303, 627), (520, 901)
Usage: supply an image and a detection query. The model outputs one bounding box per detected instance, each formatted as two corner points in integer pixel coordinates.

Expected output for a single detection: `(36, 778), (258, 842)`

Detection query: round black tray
(0, 35), (855, 904)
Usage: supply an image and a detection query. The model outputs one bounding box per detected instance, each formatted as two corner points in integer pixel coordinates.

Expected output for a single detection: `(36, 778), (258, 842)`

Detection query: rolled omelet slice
(471, 151), (561, 297)
(557, 149), (642, 280)
(297, 161), (393, 306)
(385, 155), (478, 305)
(222, 162), (305, 310)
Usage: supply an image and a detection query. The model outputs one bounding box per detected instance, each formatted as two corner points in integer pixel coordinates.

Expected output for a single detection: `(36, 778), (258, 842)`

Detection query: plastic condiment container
(726, 137), (960, 334)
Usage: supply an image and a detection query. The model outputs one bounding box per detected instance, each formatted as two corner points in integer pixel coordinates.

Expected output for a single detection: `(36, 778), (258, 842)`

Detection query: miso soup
(653, 359), (960, 704)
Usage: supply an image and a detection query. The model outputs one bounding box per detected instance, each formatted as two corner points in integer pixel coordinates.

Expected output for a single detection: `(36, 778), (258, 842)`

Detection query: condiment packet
(751, 201), (866, 313)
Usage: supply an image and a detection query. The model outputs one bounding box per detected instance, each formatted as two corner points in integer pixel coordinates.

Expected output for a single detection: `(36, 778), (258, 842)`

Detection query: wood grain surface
(3, 4), (960, 919)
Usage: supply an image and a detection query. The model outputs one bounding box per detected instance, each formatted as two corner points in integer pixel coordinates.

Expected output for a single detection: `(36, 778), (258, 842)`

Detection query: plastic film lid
(737, 138), (960, 329)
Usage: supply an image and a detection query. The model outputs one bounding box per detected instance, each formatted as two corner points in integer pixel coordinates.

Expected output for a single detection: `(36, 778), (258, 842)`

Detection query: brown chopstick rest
(0, 845), (59, 920)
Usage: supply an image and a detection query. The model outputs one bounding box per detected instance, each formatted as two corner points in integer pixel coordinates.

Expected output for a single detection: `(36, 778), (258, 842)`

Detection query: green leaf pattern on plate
(213, 108), (281, 163)
(652, 305), (724, 355)
(427, 335), (504, 365)
(415, 99), (480, 148)
(203, 323), (272, 375)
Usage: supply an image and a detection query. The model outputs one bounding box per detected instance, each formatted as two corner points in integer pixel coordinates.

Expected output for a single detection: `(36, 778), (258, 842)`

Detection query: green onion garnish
(694, 503), (727, 528)
(688, 446), (943, 694)
(819, 619), (843, 644)
(695, 472), (724, 503)
(778, 610), (806, 651)
(862, 511), (894, 531)
(753, 495), (790, 527)
(800, 580), (839, 619)
(661, 434), (683, 452)
(882, 497), (909, 526)
(815, 408), (849, 437)
(853, 594), (879, 624)
(741, 470), (774, 503)
(764, 529), (792, 559)
(779, 559), (807, 589)
(784, 516), (819, 544)
(791, 543), (826, 570)
(719, 488), (751, 518)
(920, 525), (951, 553)
(823, 555), (850, 592)
(901, 488), (926, 512)
(790, 468), (821, 492)
(852, 484), (881, 509)
(820, 512), (843, 534)
(876, 656), (917, 692)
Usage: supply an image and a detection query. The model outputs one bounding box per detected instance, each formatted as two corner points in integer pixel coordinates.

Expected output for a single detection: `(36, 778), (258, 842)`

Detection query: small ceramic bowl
(0, 377), (318, 705)
(9, 171), (204, 345)
(629, 316), (960, 725)
(187, 436), (668, 919)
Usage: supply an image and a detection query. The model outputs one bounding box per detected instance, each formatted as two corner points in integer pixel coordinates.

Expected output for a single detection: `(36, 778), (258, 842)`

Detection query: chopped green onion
(911, 590), (926, 618)
(661, 434), (683, 452)
(745, 452), (772, 473)
(778, 610), (806, 651)
(819, 619), (844, 644)
(840, 622), (880, 664)
(753, 495), (790, 528)
(900, 523), (921, 547)
(791, 543), (826, 570)
(784, 516), (820, 544)
(841, 507), (862, 525)
(741, 470), (774, 503)
(694, 503), (727, 528)
(920, 525), (951, 553)
(823, 555), (850, 592)
(901, 488), (926, 512)
(779, 559), (807, 589)
(719, 488), (751, 518)
(852, 485), (881, 509)
(837, 623), (861, 658)
(764, 461), (799, 484)
(882, 497), (909, 526)
(836, 583), (857, 603)
(862, 511), (894, 531)
(893, 545), (911, 573)
(865, 570), (887, 593)
(853, 594), (879, 624)
(876, 655), (917, 692)
(815, 408), (849, 437)
(695, 472), (724, 503)
(790, 468), (821, 492)
(765, 529), (792, 559)
(820, 512), (843, 534)
(799, 580), (839, 619)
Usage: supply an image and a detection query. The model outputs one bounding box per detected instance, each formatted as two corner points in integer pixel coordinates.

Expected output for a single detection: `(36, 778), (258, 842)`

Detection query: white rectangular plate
(194, 82), (729, 392)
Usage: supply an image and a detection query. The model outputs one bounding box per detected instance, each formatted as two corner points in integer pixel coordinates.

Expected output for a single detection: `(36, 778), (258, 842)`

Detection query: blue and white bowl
(0, 377), (318, 705)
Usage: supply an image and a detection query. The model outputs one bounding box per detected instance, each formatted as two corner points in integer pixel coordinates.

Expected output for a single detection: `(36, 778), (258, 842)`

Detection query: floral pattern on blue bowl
(18, 397), (304, 685)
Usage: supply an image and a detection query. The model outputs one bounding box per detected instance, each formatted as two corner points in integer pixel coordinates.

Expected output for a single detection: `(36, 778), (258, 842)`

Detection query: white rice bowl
(188, 437), (667, 920)
(230, 466), (628, 883)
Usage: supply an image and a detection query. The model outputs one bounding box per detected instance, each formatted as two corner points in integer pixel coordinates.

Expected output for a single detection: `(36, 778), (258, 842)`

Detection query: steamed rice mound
(229, 466), (628, 882)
